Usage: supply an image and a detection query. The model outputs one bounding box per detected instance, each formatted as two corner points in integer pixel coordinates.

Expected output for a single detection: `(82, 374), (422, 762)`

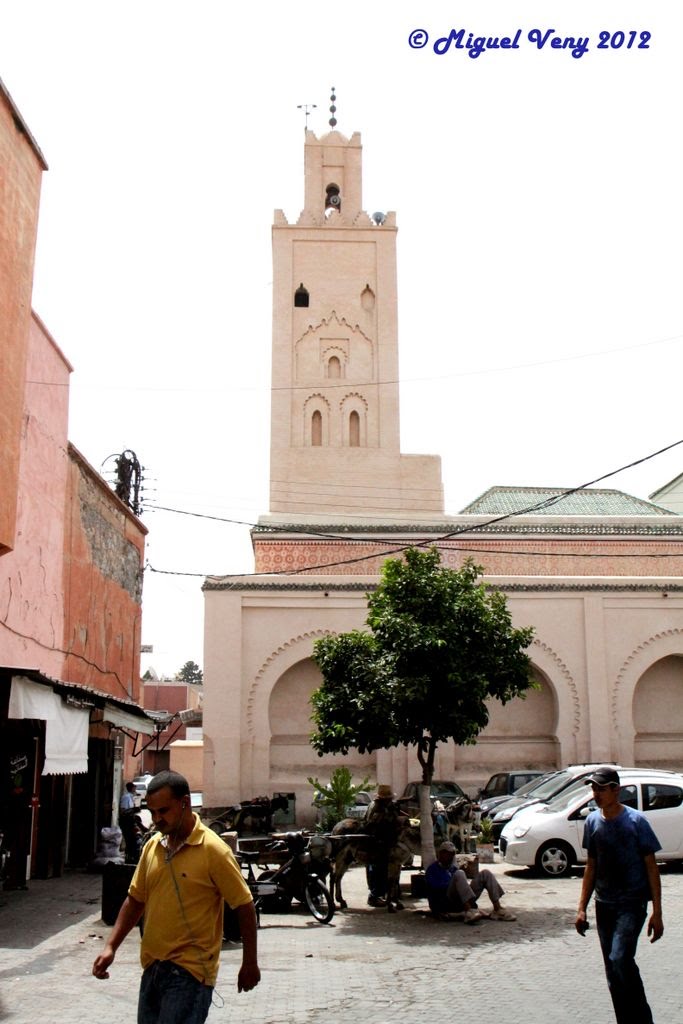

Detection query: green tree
(307, 766), (372, 831)
(177, 660), (203, 684)
(310, 548), (535, 862)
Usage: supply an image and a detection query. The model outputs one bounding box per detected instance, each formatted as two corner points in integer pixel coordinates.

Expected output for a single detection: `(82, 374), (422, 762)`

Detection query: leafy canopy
(177, 660), (203, 684)
(310, 549), (535, 772)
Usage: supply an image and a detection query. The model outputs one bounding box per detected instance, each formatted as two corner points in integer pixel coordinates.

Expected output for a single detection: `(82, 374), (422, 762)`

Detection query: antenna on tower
(328, 87), (337, 128)
(297, 102), (317, 130)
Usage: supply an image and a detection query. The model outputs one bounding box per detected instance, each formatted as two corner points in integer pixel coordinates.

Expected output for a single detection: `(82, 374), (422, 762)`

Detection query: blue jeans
(595, 900), (653, 1024)
(138, 960), (213, 1024)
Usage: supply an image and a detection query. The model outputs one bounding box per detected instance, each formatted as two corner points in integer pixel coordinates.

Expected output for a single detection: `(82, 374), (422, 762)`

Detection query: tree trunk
(417, 738), (437, 867)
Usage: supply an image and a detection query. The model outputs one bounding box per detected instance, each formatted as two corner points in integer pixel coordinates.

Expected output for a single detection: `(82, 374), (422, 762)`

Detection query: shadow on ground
(0, 871), (102, 949)
(249, 865), (580, 950)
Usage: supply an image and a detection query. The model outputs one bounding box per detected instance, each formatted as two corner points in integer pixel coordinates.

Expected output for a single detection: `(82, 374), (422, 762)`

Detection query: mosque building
(202, 116), (683, 823)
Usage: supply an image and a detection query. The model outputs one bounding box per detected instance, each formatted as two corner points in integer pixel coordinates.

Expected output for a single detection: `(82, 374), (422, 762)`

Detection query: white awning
(102, 701), (156, 735)
(8, 675), (89, 775)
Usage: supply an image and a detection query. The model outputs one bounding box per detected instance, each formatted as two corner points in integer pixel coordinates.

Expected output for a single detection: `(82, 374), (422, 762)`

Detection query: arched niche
(340, 393), (368, 447)
(361, 284), (375, 311)
(328, 355), (342, 379)
(454, 666), (560, 774)
(633, 655), (683, 767)
(267, 657), (375, 780)
(303, 394), (330, 446)
(311, 410), (322, 446)
(613, 629), (683, 762)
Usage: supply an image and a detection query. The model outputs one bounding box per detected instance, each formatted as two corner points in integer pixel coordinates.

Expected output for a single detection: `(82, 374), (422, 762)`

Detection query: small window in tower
(325, 183), (341, 213)
(328, 356), (341, 379)
(294, 284), (309, 308)
(349, 410), (360, 447)
(311, 410), (323, 446)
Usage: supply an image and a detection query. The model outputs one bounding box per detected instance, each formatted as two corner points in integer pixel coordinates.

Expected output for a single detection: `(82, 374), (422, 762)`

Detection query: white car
(500, 768), (683, 878)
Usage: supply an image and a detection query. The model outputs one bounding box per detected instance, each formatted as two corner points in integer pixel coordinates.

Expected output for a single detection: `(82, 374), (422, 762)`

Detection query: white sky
(2, 1), (682, 678)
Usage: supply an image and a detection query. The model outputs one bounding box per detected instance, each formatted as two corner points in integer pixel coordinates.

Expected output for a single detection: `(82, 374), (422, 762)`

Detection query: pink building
(0, 79), (153, 882)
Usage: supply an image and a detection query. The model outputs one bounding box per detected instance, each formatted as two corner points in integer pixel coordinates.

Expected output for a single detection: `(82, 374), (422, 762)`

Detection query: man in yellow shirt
(93, 771), (260, 1023)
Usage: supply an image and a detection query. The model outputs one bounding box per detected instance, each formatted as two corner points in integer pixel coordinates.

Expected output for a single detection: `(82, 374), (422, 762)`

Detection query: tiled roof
(459, 487), (676, 516)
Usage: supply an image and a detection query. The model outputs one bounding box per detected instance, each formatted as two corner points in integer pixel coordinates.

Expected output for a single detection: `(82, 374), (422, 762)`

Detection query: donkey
(444, 795), (478, 852)
(329, 818), (422, 913)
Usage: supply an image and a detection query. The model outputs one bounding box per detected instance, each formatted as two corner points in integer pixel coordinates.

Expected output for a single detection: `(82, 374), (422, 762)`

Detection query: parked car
(500, 768), (683, 877)
(345, 791), (372, 819)
(396, 780), (468, 818)
(490, 764), (622, 843)
(478, 770), (547, 821)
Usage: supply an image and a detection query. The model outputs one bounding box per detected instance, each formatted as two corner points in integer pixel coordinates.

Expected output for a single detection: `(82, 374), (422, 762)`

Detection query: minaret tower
(267, 111), (443, 522)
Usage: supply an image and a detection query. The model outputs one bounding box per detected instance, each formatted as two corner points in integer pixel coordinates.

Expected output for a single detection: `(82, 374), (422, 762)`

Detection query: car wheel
(535, 841), (574, 878)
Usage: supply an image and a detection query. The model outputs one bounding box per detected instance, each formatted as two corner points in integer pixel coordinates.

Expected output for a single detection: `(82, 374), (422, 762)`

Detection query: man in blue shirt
(424, 842), (516, 922)
(576, 767), (663, 1023)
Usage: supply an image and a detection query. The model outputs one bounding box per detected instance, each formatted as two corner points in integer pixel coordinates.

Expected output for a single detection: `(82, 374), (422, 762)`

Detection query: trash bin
(101, 862), (136, 925)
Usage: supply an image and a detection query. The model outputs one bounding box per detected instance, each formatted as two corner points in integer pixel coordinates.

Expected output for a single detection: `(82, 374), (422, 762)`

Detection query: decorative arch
(612, 629), (683, 759)
(340, 392), (369, 447)
(349, 410), (360, 446)
(294, 313), (374, 383)
(322, 345), (347, 379)
(303, 394), (330, 446)
(530, 638), (580, 737)
(246, 630), (332, 738)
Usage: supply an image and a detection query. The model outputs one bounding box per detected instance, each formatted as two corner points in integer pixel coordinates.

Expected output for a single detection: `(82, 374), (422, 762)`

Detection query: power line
(0, 617), (132, 698)
(144, 437), (683, 578)
(48, 331), (682, 394)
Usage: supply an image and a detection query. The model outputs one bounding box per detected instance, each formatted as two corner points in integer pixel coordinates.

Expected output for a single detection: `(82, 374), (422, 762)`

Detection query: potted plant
(476, 817), (496, 863)
(308, 767), (372, 832)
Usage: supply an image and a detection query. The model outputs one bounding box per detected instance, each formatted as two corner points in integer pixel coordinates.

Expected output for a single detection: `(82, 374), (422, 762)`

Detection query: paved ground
(1, 856), (682, 1023)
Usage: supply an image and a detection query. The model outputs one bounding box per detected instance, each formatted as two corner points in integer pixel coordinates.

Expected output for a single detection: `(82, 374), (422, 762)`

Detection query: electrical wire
(144, 437), (683, 578)
(0, 616), (132, 697)
(27, 331), (681, 393)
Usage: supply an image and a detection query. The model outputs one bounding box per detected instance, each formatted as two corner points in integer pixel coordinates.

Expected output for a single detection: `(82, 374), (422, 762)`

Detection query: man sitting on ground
(424, 841), (516, 923)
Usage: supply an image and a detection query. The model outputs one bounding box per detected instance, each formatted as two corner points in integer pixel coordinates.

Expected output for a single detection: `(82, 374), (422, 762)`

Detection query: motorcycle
(239, 831), (334, 924)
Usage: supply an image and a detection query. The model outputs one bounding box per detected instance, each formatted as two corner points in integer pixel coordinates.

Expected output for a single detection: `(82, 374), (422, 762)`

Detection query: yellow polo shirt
(129, 815), (252, 986)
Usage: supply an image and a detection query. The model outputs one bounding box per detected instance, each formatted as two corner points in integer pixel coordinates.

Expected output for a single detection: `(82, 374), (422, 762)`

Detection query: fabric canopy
(102, 701), (155, 735)
(8, 675), (89, 775)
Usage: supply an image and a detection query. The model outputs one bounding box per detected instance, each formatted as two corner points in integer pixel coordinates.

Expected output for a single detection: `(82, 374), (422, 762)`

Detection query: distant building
(139, 678), (203, 777)
(0, 78), (153, 882)
(202, 126), (683, 823)
(650, 473), (683, 515)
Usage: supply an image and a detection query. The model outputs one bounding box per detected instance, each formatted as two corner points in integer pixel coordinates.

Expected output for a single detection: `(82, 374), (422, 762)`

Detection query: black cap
(584, 767), (620, 787)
